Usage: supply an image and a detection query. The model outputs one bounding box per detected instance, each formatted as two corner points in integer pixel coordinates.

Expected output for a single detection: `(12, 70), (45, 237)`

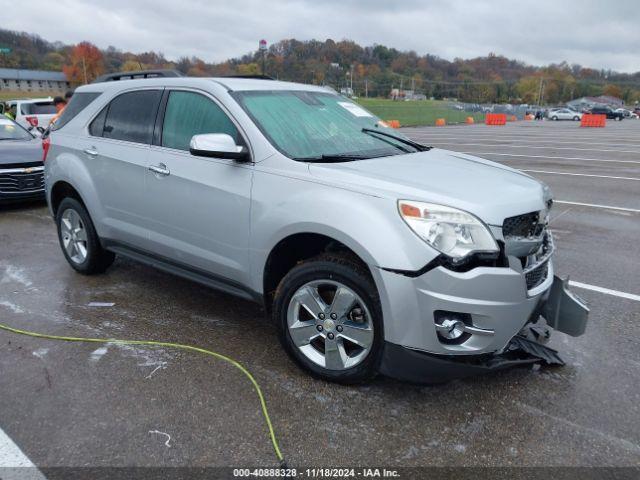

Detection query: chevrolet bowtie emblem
(23, 167), (33, 173)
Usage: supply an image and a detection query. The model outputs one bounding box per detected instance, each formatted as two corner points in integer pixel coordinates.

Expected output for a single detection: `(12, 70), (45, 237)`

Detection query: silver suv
(44, 73), (588, 383)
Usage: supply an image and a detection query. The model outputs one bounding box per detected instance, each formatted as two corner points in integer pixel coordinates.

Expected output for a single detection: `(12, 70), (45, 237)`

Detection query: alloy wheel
(286, 280), (374, 370)
(60, 208), (88, 264)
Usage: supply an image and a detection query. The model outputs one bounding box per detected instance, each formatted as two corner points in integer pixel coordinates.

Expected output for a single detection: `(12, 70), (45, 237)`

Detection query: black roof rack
(93, 69), (184, 83)
(221, 74), (275, 80)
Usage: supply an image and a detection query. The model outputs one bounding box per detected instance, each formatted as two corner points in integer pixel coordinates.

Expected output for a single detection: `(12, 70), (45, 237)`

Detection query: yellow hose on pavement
(0, 322), (285, 464)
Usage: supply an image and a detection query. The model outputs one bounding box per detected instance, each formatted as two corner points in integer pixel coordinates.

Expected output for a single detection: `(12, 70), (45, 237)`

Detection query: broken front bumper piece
(381, 336), (565, 383)
(380, 275), (589, 384)
(543, 276), (589, 337)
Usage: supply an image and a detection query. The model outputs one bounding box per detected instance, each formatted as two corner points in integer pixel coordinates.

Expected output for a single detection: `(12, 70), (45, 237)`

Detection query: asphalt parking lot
(1, 120), (639, 472)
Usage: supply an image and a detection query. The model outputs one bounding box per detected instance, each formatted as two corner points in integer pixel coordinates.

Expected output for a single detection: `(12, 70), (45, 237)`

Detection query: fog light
(436, 319), (466, 340)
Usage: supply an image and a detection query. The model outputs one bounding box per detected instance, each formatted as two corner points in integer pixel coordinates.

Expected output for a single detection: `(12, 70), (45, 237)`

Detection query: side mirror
(189, 133), (250, 161)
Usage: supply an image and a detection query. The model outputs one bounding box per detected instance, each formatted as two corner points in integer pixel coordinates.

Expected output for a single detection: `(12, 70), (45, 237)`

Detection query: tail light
(26, 116), (39, 127)
(42, 137), (51, 163)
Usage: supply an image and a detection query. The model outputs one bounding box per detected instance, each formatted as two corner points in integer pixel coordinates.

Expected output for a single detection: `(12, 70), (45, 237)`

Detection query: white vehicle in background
(615, 108), (638, 119)
(1, 97), (56, 132)
(549, 108), (582, 121)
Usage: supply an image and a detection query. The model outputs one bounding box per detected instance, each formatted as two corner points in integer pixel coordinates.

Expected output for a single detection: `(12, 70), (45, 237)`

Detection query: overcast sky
(2, 0), (639, 73)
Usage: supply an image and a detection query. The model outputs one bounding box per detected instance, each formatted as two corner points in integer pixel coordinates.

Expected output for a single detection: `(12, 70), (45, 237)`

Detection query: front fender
(249, 170), (437, 294)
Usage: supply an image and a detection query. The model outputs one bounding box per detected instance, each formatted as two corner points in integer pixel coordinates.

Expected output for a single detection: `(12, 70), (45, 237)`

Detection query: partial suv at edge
(44, 73), (589, 383)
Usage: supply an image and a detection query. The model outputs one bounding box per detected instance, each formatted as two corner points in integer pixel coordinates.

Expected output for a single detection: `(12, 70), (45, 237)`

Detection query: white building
(0, 68), (70, 93)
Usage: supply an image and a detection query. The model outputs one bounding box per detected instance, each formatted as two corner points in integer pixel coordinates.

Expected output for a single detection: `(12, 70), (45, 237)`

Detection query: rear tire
(573, 116), (580, 121)
(56, 197), (115, 274)
(272, 253), (383, 384)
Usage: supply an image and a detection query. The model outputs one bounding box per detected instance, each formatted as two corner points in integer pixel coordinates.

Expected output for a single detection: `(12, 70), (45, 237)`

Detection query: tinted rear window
(52, 92), (101, 131)
(102, 90), (162, 144)
(21, 102), (56, 115)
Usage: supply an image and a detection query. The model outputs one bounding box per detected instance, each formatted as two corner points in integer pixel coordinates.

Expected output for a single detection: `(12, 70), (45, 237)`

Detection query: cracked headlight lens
(398, 200), (499, 261)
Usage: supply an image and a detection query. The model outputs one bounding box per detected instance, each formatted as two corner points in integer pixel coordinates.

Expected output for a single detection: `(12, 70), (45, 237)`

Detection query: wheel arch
(50, 180), (87, 217)
(262, 231), (373, 313)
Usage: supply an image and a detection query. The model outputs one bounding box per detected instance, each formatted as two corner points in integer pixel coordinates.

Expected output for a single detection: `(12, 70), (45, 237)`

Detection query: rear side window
(21, 102), (56, 115)
(161, 91), (241, 151)
(52, 92), (101, 131)
(89, 107), (107, 137)
(102, 90), (162, 144)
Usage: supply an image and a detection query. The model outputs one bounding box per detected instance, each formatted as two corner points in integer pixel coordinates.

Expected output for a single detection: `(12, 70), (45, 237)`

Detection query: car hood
(308, 148), (547, 226)
(0, 138), (42, 166)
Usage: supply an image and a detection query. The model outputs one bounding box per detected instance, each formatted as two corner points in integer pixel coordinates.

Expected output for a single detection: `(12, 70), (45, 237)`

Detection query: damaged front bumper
(379, 275), (589, 383)
(380, 335), (565, 383)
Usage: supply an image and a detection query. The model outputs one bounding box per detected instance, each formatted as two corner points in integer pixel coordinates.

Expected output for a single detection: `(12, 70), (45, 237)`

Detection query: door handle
(148, 163), (170, 176)
(83, 147), (98, 157)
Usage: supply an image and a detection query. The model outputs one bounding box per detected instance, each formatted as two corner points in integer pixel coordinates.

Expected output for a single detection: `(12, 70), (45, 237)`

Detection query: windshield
(234, 90), (418, 160)
(0, 118), (33, 141)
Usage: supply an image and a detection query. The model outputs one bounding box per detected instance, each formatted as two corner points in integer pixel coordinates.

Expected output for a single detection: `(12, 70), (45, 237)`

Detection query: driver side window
(162, 91), (242, 152)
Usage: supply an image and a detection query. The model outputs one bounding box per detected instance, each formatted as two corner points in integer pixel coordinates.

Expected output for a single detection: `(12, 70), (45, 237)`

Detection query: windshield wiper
(295, 154), (375, 163)
(361, 127), (432, 152)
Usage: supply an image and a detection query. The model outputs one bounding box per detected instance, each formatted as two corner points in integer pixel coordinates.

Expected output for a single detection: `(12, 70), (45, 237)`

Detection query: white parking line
(457, 152), (640, 165)
(520, 169), (640, 182)
(408, 131), (640, 142)
(521, 170), (640, 181)
(426, 142), (640, 155)
(569, 281), (640, 302)
(0, 427), (47, 479)
(555, 200), (640, 214)
(408, 136), (640, 148)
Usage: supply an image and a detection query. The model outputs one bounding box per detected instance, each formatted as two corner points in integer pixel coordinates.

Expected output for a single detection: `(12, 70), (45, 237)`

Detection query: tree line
(1, 29), (638, 105)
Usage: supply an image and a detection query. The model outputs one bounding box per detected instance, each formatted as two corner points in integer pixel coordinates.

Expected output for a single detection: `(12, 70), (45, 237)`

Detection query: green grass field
(2, 91), (483, 128)
(0, 91), (62, 102)
(356, 98), (485, 127)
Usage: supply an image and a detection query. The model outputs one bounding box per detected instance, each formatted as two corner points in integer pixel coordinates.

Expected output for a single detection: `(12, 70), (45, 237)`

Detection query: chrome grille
(525, 261), (549, 290)
(503, 211), (545, 239)
(0, 170), (45, 193)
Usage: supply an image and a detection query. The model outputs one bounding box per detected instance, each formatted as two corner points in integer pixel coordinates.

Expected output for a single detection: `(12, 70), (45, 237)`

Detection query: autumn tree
(602, 84), (623, 99)
(120, 60), (144, 72)
(63, 42), (105, 84)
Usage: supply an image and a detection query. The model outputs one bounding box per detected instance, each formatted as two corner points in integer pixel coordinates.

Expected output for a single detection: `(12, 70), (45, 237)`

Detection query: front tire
(56, 197), (115, 274)
(551, 116), (558, 121)
(273, 254), (383, 384)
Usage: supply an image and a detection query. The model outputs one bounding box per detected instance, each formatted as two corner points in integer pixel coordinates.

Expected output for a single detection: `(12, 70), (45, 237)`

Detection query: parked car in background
(587, 106), (624, 120)
(1, 98), (56, 132)
(43, 73), (589, 384)
(548, 108), (582, 121)
(0, 117), (45, 204)
(615, 108), (638, 119)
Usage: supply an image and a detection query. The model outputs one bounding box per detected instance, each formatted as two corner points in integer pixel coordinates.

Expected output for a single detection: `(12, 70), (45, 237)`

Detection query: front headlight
(398, 200), (499, 261)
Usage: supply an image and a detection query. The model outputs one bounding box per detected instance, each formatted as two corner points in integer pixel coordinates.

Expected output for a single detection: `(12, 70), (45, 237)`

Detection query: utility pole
(350, 64), (354, 94)
(365, 78), (368, 98)
(259, 39), (267, 76)
(81, 56), (88, 84)
(537, 77), (544, 106)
